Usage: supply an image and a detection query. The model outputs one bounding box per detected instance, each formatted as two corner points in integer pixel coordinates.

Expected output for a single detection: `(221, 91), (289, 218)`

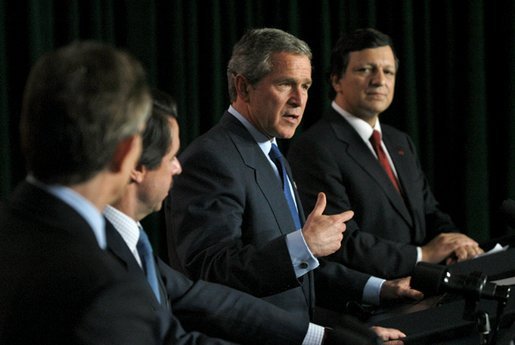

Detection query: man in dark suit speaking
(166, 27), (411, 342)
(288, 28), (483, 282)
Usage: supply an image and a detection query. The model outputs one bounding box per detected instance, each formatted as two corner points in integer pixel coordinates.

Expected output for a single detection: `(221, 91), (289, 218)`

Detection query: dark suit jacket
(0, 182), (162, 345)
(288, 109), (457, 279)
(105, 221), (309, 345)
(166, 112), (371, 318)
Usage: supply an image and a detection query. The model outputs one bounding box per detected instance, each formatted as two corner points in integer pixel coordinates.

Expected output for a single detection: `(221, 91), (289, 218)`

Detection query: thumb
(311, 192), (327, 216)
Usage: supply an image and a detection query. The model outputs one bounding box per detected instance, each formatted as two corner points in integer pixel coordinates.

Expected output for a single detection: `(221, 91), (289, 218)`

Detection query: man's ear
(331, 73), (343, 92)
(234, 74), (251, 102)
(110, 135), (140, 174)
(130, 164), (145, 184)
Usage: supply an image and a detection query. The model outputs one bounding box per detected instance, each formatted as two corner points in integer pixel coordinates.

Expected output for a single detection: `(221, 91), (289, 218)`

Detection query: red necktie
(369, 130), (401, 193)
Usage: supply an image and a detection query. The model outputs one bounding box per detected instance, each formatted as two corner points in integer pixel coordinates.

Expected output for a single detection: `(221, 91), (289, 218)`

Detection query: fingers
(423, 233), (482, 263)
(400, 277), (424, 300)
(370, 326), (406, 341)
(384, 340), (406, 345)
(446, 256), (457, 265)
(473, 245), (485, 256)
(303, 192), (354, 257)
(403, 287), (424, 300)
(311, 192), (327, 217)
(436, 233), (478, 247)
(333, 209), (354, 223)
(381, 277), (424, 302)
(307, 192), (354, 224)
(453, 244), (484, 261)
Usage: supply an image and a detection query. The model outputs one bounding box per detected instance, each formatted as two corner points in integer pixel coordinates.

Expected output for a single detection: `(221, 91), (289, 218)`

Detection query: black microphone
(411, 262), (511, 302)
(500, 199), (515, 228)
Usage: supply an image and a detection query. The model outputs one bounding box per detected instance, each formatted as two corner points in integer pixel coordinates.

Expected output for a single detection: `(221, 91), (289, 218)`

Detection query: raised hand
(302, 192), (353, 257)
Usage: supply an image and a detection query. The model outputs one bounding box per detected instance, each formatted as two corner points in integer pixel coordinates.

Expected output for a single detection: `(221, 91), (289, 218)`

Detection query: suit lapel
(11, 182), (169, 310)
(327, 110), (413, 226)
(105, 221), (167, 309)
(105, 222), (141, 274)
(381, 129), (416, 218)
(220, 113), (314, 314)
(220, 114), (300, 235)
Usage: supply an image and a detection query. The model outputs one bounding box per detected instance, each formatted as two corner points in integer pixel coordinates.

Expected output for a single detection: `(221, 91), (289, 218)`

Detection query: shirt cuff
(416, 246), (422, 263)
(286, 230), (319, 278)
(362, 276), (385, 305)
(302, 323), (325, 345)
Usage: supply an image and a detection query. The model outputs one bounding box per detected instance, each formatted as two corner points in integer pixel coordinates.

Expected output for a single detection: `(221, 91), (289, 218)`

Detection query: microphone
(500, 199), (515, 228)
(411, 262), (511, 302)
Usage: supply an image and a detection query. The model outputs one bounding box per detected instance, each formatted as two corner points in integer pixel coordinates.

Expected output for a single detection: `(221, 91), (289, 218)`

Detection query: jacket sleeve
(158, 258), (308, 345)
(289, 130), (417, 278)
(166, 140), (301, 297)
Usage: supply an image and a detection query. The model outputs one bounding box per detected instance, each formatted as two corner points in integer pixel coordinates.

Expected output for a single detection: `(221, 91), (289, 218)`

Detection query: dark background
(1, 0), (514, 257)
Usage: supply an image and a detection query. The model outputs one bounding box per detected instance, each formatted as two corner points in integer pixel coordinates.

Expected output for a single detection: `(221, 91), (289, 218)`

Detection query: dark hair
(138, 89), (177, 170)
(21, 41), (151, 184)
(151, 88), (177, 119)
(139, 107), (171, 170)
(329, 28), (399, 98)
(227, 28), (312, 102)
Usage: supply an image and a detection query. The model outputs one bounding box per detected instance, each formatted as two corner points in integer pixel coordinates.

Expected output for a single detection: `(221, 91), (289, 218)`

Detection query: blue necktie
(269, 143), (302, 230)
(136, 227), (161, 303)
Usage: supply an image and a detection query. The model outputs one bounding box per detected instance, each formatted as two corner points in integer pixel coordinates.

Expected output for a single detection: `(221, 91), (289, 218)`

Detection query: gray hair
(21, 41), (151, 185)
(227, 28), (312, 101)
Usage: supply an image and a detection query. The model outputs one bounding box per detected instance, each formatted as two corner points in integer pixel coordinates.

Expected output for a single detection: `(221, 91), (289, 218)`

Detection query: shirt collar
(103, 205), (140, 253)
(27, 175), (106, 249)
(331, 101), (383, 143)
(228, 105), (276, 156)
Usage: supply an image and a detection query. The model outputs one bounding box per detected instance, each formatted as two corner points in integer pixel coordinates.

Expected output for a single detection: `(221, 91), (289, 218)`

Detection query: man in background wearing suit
(0, 41), (162, 344)
(166, 28), (412, 343)
(288, 28), (483, 284)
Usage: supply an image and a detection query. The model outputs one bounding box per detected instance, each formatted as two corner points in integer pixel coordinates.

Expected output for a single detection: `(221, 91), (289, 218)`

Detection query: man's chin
(153, 203), (163, 214)
(276, 128), (298, 139)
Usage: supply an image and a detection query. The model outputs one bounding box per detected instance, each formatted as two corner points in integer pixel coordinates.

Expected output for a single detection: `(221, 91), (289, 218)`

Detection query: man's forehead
(269, 53), (312, 75)
(348, 49), (395, 68)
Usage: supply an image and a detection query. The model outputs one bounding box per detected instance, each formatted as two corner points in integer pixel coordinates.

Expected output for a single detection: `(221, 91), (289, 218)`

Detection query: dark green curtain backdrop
(1, 0), (514, 257)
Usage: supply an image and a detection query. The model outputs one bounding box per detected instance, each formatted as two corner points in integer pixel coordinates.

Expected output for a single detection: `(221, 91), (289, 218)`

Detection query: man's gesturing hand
(302, 192), (353, 257)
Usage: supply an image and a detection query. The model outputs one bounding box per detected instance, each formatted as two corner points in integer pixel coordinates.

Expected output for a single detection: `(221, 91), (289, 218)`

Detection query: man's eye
(357, 67), (371, 73)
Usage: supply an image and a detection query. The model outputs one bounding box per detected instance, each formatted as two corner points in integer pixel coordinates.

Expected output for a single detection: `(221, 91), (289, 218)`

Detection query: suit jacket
(166, 112), (371, 319)
(288, 109), (457, 279)
(0, 182), (162, 345)
(105, 221), (309, 345)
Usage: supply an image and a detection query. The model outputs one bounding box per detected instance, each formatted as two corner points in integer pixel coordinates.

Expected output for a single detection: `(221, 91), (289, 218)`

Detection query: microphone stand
(461, 272), (511, 345)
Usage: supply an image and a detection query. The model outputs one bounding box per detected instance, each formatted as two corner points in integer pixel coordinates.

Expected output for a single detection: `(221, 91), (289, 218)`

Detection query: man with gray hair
(166, 28), (405, 344)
